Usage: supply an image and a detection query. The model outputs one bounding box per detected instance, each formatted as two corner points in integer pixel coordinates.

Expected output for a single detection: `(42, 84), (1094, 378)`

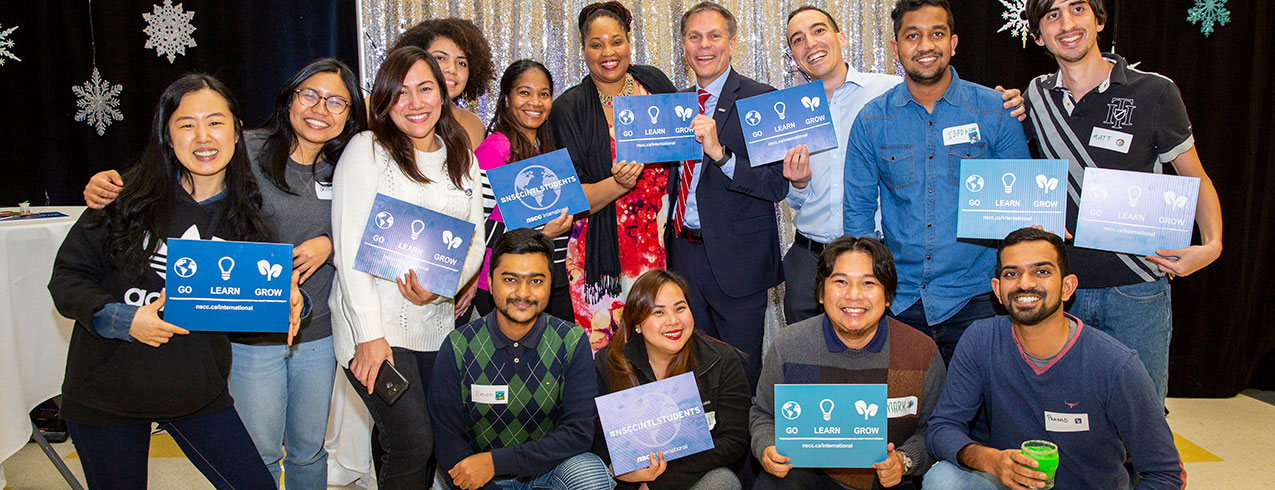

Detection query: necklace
(598, 74), (634, 107)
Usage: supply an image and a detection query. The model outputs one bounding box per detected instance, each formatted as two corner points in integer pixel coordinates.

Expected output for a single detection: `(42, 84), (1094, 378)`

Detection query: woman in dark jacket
(594, 270), (749, 490)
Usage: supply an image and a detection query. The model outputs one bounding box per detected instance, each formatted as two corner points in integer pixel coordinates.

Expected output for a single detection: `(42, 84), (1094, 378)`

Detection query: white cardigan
(329, 131), (483, 366)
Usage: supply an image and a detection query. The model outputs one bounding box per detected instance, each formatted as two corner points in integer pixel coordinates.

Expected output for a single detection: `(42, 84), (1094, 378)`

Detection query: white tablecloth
(0, 207), (86, 476)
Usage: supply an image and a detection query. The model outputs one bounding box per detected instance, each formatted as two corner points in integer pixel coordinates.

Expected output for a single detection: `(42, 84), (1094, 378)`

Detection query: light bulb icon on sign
(410, 220), (425, 240)
(218, 256), (235, 280)
(1001, 173), (1016, 194)
(1127, 186), (1143, 207)
(819, 399), (835, 421)
(648, 106), (659, 124)
(774, 102), (786, 120)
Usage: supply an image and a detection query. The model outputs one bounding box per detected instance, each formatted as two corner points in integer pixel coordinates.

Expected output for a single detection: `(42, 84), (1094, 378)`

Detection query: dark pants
(344, 348), (437, 490)
(782, 242), (822, 326)
(890, 293), (996, 366)
(754, 467), (917, 490)
(668, 234), (768, 390)
(66, 406), (273, 490)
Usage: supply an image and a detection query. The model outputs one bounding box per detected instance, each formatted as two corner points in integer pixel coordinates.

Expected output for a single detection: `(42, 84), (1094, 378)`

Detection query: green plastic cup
(1020, 440), (1058, 489)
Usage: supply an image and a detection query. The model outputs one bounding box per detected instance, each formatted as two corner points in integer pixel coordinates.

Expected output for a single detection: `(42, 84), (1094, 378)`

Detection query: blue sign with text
(1074, 168), (1199, 256)
(737, 81), (837, 166)
(613, 93), (703, 164)
(957, 159), (1068, 239)
(774, 384), (887, 468)
(486, 149), (589, 228)
(595, 372), (715, 475)
(164, 239), (292, 332)
(352, 193), (476, 298)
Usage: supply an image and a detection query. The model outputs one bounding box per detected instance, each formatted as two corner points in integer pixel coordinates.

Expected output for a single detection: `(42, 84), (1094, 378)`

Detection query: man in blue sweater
(925, 227), (1184, 489)
(430, 229), (614, 490)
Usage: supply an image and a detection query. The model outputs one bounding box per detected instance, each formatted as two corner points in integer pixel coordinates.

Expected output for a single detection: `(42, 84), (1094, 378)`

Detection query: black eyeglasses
(294, 88), (351, 114)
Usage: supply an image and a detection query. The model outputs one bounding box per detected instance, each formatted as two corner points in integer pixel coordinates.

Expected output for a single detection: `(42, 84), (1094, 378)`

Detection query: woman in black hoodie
(49, 74), (301, 489)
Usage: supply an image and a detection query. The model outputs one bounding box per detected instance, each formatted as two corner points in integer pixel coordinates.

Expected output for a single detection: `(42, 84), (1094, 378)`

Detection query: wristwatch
(709, 146), (733, 168)
(897, 449), (913, 473)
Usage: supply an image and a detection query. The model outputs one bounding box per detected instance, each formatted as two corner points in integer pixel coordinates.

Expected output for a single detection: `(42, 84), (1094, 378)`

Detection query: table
(0, 206), (85, 486)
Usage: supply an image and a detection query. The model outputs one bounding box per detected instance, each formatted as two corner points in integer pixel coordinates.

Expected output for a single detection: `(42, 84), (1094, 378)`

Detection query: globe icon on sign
(966, 174), (985, 192)
(514, 165), (562, 210)
(375, 211), (394, 229)
(744, 110), (762, 126)
(617, 109), (634, 125)
(173, 257), (197, 278)
(781, 401), (802, 420)
(633, 392), (683, 447)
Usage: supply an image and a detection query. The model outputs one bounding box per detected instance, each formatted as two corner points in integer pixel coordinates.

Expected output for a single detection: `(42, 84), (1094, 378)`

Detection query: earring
(634, 328), (640, 334)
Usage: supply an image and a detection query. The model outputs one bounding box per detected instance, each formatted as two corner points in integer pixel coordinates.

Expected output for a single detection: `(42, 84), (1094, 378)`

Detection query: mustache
(1010, 289), (1047, 301)
(504, 297), (540, 308)
(911, 50), (941, 61)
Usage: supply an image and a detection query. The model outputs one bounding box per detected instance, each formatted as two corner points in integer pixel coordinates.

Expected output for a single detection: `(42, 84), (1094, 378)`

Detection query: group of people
(51, 0), (1218, 488)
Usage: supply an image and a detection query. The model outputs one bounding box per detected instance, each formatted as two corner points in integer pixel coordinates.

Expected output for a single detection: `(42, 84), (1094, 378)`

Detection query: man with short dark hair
(430, 228), (614, 490)
(924, 227), (1184, 490)
(843, 0), (1030, 364)
(1020, 0), (1222, 402)
(751, 236), (945, 490)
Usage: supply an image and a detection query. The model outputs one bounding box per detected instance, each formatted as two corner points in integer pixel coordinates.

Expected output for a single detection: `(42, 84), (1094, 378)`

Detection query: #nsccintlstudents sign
(486, 149), (589, 229)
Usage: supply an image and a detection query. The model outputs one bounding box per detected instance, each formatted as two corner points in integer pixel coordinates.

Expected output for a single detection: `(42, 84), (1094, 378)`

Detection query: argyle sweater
(429, 312), (597, 483)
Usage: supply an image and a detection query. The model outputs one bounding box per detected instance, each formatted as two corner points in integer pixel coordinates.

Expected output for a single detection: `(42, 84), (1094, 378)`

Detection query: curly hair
(577, 1), (632, 38)
(390, 18), (493, 102)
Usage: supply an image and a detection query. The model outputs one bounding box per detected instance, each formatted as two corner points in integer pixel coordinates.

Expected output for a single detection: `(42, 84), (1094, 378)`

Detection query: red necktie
(673, 89), (712, 235)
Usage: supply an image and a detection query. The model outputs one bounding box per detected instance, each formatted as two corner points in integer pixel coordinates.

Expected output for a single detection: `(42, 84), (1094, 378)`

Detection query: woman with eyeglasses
(81, 58), (368, 488)
(548, 1), (678, 352)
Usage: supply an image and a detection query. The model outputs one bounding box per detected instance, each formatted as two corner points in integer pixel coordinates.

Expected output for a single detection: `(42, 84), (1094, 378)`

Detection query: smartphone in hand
(374, 360), (409, 405)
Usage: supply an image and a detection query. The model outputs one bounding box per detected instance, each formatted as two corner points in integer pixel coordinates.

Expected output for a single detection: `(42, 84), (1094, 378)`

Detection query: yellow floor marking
(1174, 432), (1223, 463)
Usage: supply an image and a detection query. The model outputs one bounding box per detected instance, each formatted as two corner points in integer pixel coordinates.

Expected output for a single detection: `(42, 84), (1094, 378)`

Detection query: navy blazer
(666, 69), (788, 297)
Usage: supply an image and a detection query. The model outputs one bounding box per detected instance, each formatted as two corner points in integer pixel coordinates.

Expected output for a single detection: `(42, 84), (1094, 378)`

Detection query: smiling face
(681, 10), (735, 87)
(491, 252), (552, 331)
(169, 88), (238, 184)
(428, 36), (469, 100)
(820, 251), (889, 346)
(389, 60), (444, 151)
(892, 5), (957, 86)
(638, 282), (695, 360)
(505, 68), (552, 137)
(289, 71), (351, 151)
(1035, 0), (1105, 64)
(787, 9), (847, 81)
(582, 16), (632, 86)
(992, 240), (1078, 326)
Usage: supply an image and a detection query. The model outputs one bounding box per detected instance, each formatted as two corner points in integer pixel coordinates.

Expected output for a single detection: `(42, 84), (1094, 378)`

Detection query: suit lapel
(713, 69), (740, 128)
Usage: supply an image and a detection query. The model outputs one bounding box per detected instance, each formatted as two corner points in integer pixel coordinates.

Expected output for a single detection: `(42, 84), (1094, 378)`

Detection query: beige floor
(4, 395), (1274, 489)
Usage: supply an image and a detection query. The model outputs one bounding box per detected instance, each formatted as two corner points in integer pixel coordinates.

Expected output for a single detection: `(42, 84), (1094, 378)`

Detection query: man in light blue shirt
(843, 0), (1030, 364)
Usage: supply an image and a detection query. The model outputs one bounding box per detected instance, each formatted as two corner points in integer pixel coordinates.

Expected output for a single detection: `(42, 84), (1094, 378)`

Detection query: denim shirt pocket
(877, 145), (916, 190)
(946, 142), (989, 186)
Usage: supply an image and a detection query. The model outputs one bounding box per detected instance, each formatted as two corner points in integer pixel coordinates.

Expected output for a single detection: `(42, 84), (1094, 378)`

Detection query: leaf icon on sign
(442, 230), (463, 250)
(1035, 174), (1059, 192)
(800, 96), (812, 110)
(256, 260), (283, 280)
(1163, 191), (1188, 210)
(811, 97), (820, 108)
(675, 105), (692, 120)
(854, 399), (879, 420)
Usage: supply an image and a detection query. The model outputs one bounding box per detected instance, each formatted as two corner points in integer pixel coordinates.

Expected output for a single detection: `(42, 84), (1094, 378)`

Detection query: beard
(1006, 289), (1061, 326)
(496, 296), (541, 324)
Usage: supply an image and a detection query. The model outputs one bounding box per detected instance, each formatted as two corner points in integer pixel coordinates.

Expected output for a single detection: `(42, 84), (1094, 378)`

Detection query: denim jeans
(66, 406), (274, 489)
(343, 347), (437, 490)
(1067, 277), (1172, 402)
(892, 293), (997, 366)
(470, 453), (614, 490)
(228, 336), (336, 489)
(921, 461), (1006, 490)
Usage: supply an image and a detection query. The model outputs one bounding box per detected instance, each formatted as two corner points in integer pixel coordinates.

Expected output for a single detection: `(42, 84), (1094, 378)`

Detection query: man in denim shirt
(843, 0), (1030, 363)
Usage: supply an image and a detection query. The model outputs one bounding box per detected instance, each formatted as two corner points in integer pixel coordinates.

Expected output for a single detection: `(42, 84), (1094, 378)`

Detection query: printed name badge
(942, 123), (981, 146)
(1073, 168), (1200, 256)
(486, 149), (590, 228)
(1089, 127), (1133, 154)
(351, 193), (476, 298)
(886, 396), (918, 418)
(472, 384), (509, 405)
(774, 384), (887, 468)
(1043, 411), (1091, 432)
(595, 372), (715, 475)
(957, 159), (1068, 239)
(736, 81), (838, 166)
(612, 92), (703, 164)
(315, 181), (333, 200)
(164, 238), (293, 333)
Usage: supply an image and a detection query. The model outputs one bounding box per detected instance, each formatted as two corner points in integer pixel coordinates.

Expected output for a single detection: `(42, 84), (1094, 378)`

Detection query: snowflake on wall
(72, 67), (124, 136)
(1187, 0), (1230, 37)
(998, 0), (1031, 48)
(0, 24), (19, 65)
(143, 0), (196, 63)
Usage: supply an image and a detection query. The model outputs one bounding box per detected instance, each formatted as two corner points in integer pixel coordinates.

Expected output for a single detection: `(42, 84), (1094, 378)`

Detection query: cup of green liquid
(1020, 440), (1058, 489)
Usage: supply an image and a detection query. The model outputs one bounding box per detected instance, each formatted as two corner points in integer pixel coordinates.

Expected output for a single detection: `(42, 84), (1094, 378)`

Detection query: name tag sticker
(1089, 127), (1133, 154)
(1044, 411), (1090, 432)
(315, 181), (333, 200)
(886, 396), (919, 418)
(942, 123), (981, 146)
(705, 410), (717, 430)
(471, 384), (509, 405)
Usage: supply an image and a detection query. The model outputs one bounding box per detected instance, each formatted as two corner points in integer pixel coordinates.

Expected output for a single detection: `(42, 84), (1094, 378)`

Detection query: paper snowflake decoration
(73, 68), (124, 136)
(0, 24), (18, 65)
(1187, 0), (1230, 37)
(143, 0), (196, 63)
(998, 0), (1031, 48)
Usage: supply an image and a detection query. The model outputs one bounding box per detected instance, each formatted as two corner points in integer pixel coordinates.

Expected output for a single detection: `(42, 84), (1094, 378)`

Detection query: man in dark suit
(667, 1), (790, 388)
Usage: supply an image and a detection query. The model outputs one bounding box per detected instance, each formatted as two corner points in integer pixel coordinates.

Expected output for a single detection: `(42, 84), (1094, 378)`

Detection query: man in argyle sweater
(430, 229), (614, 490)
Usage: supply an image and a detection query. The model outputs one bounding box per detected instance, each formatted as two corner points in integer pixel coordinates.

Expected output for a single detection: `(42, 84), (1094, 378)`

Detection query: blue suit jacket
(666, 69), (788, 297)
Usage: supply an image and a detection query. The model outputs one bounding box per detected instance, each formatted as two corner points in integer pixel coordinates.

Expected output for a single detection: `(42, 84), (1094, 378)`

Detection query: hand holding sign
(691, 114), (724, 161)
(288, 270), (303, 346)
(615, 451), (667, 484)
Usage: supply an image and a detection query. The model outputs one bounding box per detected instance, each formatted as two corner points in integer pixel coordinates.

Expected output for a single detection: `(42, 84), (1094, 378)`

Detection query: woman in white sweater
(330, 46), (483, 489)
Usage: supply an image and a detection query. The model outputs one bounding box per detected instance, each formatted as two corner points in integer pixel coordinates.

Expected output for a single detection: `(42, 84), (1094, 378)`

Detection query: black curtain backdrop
(2, 1), (1271, 397)
(0, 0), (358, 205)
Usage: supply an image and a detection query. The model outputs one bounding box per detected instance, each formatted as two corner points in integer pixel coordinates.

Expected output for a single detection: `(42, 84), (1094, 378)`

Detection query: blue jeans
(66, 406), (274, 489)
(228, 336), (336, 489)
(455, 453), (614, 490)
(922, 461), (1006, 490)
(892, 293), (997, 366)
(344, 347), (437, 490)
(1067, 277), (1172, 402)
